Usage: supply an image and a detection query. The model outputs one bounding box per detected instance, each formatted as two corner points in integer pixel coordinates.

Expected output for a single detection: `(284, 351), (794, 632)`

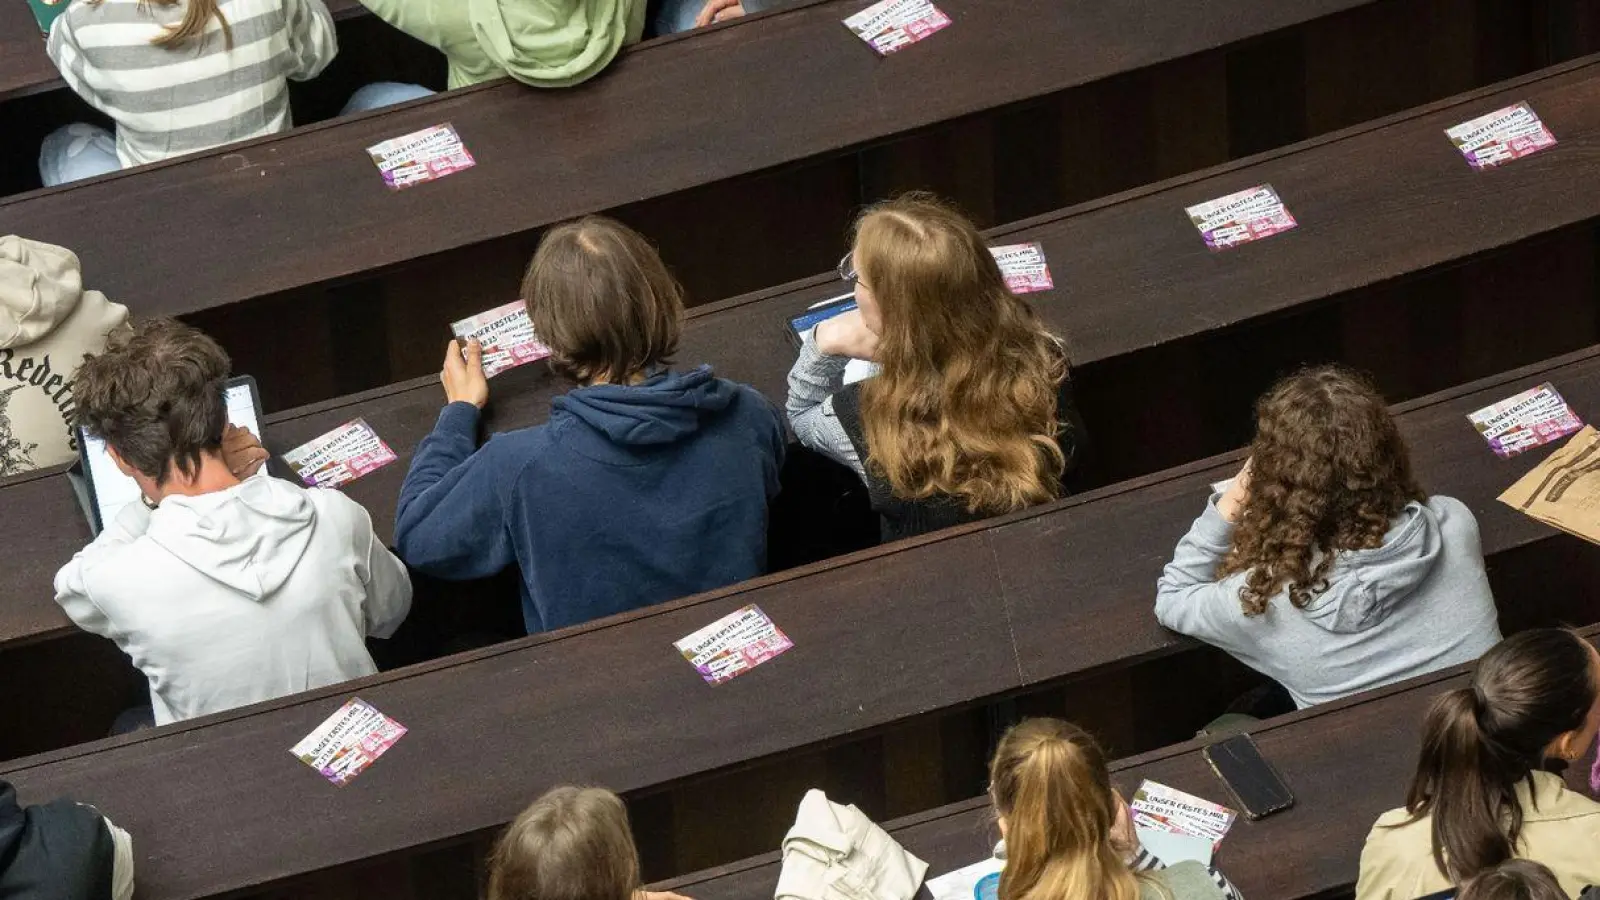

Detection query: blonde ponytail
(990, 719), (1139, 900)
(152, 0), (232, 48)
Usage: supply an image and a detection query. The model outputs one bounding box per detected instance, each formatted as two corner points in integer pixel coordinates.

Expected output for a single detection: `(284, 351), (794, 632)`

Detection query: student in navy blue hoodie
(395, 216), (786, 634)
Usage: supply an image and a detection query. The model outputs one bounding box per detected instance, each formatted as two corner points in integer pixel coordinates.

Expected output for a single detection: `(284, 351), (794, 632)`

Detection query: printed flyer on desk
(674, 604), (793, 685)
(1446, 102), (1557, 169)
(367, 124), (477, 190)
(1467, 382), (1583, 458)
(1185, 184), (1297, 251)
(844, 0), (951, 55)
(1129, 780), (1237, 850)
(990, 242), (1054, 294)
(283, 419), (399, 489)
(291, 698), (408, 786)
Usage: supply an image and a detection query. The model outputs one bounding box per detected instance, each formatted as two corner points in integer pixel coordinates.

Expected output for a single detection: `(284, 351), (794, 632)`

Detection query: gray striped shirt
(47, 0), (338, 168)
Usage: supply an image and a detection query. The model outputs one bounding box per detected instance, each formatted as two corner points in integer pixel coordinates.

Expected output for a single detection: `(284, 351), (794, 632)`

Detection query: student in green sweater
(359, 0), (645, 88)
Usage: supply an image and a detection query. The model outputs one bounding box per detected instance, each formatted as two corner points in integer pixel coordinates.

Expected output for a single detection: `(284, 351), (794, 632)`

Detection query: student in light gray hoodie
(54, 320), (412, 726)
(1154, 365), (1502, 709)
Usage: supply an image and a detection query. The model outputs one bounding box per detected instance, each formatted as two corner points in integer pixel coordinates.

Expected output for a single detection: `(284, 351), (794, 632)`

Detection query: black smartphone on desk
(1203, 733), (1294, 820)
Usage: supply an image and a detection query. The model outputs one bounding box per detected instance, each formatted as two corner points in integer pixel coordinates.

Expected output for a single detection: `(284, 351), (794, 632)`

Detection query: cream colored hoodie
(0, 236), (128, 477)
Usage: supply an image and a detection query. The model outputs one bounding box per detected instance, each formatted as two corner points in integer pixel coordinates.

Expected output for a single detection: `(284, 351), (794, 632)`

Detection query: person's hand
(1109, 790), (1139, 863)
(814, 309), (880, 362)
(442, 339), (490, 409)
(221, 424), (270, 479)
(695, 0), (745, 26)
(1218, 457), (1252, 523)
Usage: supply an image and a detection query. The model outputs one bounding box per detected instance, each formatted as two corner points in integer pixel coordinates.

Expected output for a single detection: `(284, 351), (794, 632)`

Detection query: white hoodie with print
(0, 235), (129, 477)
(54, 473), (412, 725)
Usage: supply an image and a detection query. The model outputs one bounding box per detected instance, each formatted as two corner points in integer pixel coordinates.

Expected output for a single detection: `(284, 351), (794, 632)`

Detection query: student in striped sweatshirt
(41, 0), (429, 186)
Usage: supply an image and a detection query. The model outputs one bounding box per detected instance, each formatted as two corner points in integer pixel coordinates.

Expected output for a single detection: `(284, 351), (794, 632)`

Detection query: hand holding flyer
(283, 419), (399, 489)
(451, 301), (552, 378)
(674, 604), (793, 685)
(844, 0), (950, 55)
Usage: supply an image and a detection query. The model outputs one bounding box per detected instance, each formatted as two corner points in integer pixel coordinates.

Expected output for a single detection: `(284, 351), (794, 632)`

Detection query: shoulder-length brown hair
(1216, 365), (1424, 616)
(522, 216), (684, 386)
(854, 193), (1067, 515)
(88, 0), (234, 48)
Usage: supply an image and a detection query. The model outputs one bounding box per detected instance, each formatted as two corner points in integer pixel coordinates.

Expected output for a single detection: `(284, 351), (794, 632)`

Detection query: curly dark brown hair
(1216, 365), (1425, 616)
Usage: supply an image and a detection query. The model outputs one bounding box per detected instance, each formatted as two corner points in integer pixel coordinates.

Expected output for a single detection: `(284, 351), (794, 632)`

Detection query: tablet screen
(81, 380), (263, 530)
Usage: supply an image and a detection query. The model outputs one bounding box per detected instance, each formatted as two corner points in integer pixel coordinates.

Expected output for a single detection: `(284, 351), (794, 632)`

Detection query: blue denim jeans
(38, 123), (120, 187)
(341, 81), (436, 115)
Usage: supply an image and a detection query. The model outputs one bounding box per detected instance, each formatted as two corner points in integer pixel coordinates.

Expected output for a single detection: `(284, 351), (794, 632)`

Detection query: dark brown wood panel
(4, 346), (1600, 899)
(2, 57), (1599, 650)
(0, 0), (1427, 316)
(653, 627), (1600, 900)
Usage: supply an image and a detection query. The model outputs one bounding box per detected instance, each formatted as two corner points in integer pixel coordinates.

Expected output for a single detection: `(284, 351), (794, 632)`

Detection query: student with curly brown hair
(785, 193), (1085, 542)
(1153, 365), (1500, 709)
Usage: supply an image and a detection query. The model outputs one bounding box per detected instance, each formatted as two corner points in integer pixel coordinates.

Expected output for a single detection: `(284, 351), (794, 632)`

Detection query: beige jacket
(0, 236), (128, 477)
(1356, 770), (1600, 899)
(777, 789), (928, 900)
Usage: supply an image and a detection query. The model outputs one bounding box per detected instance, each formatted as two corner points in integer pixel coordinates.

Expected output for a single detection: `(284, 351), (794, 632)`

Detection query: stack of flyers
(290, 698), (407, 786)
(1467, 382), (1584, 458)
(366, 124), (476, 191)
(673, 604), (794, 685)
(990, 243), (1054, 294)
(844, 0), (951, 55)
(1128, 781), (1237, 851)
(283, 419), (399, 489)
(1185, 184), (1298, 251)
(1446, 102), (1557, 170)
(451, 301), (552, 378)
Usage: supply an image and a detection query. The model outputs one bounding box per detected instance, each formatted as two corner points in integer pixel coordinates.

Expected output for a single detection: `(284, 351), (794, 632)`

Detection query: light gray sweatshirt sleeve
(739, 0), (794, 12)
(785, 332), (865, 479)
(1154, 495), (1246, 650)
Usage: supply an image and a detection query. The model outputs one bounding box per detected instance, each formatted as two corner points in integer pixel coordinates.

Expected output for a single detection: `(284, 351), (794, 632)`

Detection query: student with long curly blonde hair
(785, 194), (1083, 541)
(1154, 365), (1500, 709)
(988, 718), (1242, 900)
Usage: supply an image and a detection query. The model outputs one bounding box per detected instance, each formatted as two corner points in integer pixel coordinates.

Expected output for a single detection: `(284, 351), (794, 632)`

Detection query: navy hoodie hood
(554, 365), (737, 452)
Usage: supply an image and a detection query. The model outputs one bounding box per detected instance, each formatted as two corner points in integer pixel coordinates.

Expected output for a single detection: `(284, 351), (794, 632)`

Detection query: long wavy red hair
(854, 194), (1068, 514)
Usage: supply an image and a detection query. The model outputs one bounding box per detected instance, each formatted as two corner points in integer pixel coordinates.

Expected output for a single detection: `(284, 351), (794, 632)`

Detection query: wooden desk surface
(0, 0), (1390, 315)
(656, 625), (1600, 900)
(2, 345), (1596, 900)
(2, 55), (1598, 649)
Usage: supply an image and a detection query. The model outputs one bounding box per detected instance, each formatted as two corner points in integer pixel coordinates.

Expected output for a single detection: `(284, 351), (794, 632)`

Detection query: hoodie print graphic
(0, 385), (38, 476)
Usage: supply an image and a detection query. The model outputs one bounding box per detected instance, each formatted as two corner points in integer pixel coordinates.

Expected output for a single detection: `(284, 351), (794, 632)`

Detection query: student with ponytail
(785, 193), (1085, 542)
(1357, 629), (1600, 900)
(989, 718), (1243, 900)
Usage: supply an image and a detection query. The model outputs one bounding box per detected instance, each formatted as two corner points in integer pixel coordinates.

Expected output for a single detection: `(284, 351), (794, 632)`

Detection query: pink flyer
(1185, 185), (1297, 251)
(674, 604), (794, 685)
(844, 0), (951, 55)
(367, 124), (476, 191)
(283, 419), (399, 489)
(291, 698), (407, 786)
(1446, 102), (1557, 170)
(990, 242), (1054, 294)
(451, 301), (552, 378)
(1467, 382), (1584, 458)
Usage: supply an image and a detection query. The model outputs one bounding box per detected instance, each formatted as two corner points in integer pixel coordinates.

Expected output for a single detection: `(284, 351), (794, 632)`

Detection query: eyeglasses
(836, 253), (858, 285)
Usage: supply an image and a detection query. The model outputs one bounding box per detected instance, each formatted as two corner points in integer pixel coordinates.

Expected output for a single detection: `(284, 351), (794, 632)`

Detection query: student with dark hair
(988, 718), (1242, 900)
(786, 193), (1083, 542)
(395, 216), (785, 635)
(1356, 629), (1600, 899)
(0, 780), (133, 900)
(1155, 365), (1501, 709)
(53, 319), (413, 726)
(1455, 860), (1576, 900)
(489, 786), (690, 900)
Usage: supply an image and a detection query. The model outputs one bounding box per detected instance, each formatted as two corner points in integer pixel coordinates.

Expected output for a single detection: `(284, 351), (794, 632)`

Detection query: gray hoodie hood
(144, 475), (317, 600)
(1297, 500), (1444, 634)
